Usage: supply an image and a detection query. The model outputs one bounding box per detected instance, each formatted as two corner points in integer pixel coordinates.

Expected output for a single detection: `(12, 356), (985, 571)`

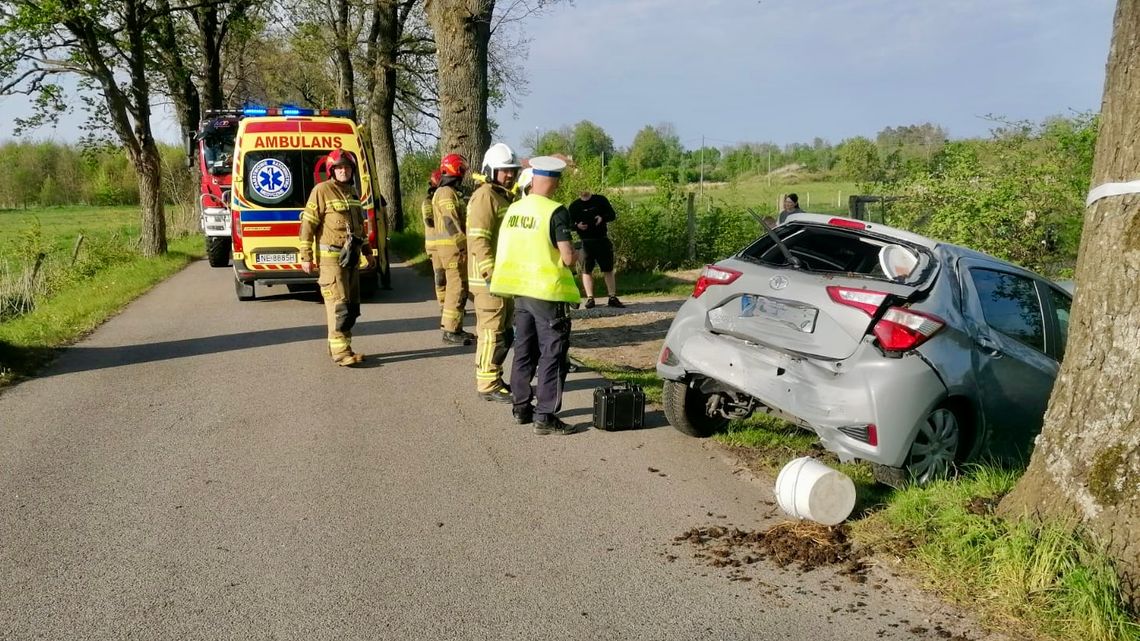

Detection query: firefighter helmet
(429, 169), (442, 188)
(515, 168), (534, 195)
(480, 143), (521, 177)
(326, 149), (357, 171)
(439, 153), (468, 178)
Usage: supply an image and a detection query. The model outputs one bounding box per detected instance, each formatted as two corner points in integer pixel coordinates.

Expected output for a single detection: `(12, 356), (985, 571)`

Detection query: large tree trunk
(131, 141), (168, 257)
(125, 0), (167, 256)
(1000, 0), (1140, 604)
(197, 7), (224, 110)
(425, 0), (493, 168)
(367, 0), (403, 230)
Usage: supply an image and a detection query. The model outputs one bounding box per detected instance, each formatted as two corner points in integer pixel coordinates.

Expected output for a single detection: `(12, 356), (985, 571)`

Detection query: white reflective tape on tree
(1086, 180), (1140, 206)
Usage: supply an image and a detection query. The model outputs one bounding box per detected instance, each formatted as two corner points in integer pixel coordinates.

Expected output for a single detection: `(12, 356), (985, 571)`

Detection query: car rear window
(738, 224), (929, 284)
(241, 149), (359, 208)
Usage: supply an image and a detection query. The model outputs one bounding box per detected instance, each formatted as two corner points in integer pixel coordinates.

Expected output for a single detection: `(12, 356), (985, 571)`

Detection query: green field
(619, 176), (862, 217)
(0, 205), (141, 256)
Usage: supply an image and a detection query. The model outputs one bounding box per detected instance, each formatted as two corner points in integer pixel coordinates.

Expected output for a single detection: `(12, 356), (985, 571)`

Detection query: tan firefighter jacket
(299, 179), (371, 263)
(430, 185), (466, 256)
(466, 182), (515, 291)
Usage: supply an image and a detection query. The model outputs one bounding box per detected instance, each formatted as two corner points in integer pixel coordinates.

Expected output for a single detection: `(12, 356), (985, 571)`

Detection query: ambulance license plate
(259, 253), (296, 264)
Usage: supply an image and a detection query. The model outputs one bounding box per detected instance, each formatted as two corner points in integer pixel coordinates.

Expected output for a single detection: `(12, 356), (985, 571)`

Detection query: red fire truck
(187, 110), (242, 267)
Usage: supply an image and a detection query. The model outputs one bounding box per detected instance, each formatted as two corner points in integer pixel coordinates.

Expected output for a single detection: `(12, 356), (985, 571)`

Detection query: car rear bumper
(234, 264), (377, 286)
(658, 330), (946, 467)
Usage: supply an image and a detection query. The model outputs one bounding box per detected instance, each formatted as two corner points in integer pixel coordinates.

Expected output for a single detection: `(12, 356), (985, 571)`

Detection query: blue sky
(494, 0), (1115, 152)
(0, 0), (1115, 153)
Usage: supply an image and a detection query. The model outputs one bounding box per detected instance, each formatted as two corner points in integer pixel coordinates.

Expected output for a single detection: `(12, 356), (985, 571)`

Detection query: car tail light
(231, 209), (243, 252)
(692, 265), (742, 298)
(827, 285), (888, 316)
(365, 208), (377, 245)
(838, 423), (878, 446)
(873, 307), (944, 351)
(829, 217), (866, 230)
(659, 346), (678, 366)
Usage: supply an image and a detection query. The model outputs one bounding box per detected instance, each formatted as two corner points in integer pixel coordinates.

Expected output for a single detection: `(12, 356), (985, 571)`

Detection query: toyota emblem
(769, 275), (789, 290)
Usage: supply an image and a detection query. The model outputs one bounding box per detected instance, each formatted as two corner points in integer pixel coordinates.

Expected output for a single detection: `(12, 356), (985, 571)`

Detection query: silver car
(656, 213), (1072, 484)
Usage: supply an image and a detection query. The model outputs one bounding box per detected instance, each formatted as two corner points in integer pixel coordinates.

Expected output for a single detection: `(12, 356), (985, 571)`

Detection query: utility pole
(699, 135), (705, 202)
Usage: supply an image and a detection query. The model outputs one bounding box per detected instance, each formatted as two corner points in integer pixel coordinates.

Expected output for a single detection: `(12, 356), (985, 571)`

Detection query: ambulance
(229, 107), (390, 301)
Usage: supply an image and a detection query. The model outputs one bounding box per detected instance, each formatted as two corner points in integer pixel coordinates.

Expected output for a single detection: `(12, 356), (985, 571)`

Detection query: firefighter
(433, 153), (475, 345)
(490, 156), (584, 435)
(467, 143), (521, 403)
(299, 149), (373, 366)
(422, 169), (446, 308)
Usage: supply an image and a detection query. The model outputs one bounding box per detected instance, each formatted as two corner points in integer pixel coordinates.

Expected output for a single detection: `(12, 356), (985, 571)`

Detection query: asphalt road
(0, 260), (997, 641)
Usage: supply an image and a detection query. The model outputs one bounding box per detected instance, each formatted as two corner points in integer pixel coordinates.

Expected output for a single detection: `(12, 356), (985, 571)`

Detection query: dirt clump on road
(674, 521), (869, 581)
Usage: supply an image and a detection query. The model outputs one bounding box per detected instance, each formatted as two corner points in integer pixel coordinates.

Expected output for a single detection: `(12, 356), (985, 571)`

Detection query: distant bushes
(0, 141), (194, 209)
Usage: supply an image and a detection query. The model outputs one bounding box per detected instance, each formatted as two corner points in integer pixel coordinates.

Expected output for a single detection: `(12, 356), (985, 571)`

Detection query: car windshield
(203, 135), (236, 175)
(738, 224), (929, 284)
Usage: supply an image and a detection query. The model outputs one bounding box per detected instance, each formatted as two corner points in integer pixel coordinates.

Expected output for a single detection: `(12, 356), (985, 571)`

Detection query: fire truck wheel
(206, 236), (231, 267)
(380, 246), (392, 290)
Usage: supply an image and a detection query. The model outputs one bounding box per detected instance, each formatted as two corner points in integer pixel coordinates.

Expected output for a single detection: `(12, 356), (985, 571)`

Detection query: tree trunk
(126, 0), (167, 256)
(131, 141), (168, 257)
(1000, 0), (1140, 604)
(368, 0), (403, 230)
(198, 7), (224, 110)
(426, 0), (493, 168)
(334, 0), (356, 112)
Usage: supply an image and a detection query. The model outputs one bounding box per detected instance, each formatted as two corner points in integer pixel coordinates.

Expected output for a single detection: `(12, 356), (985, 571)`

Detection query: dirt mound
(674, 521), (868, 580)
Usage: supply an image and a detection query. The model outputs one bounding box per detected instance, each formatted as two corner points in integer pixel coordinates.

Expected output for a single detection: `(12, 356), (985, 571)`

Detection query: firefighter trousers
(473, 290), (514, 393)
(437, 246), (468, 333)
(428, 249), (447, 307)
(318, 260), (361, 361)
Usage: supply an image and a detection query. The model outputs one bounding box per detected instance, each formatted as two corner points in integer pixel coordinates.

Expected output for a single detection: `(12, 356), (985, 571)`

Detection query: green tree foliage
(835, 136), (882, 182)
(569, 120), (615, 161)
(880, 114), (1096, 276)
(628, 124), (682, 172)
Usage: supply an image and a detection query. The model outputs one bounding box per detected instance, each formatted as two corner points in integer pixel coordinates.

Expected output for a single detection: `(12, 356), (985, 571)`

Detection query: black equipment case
(592, 382), (646, 431)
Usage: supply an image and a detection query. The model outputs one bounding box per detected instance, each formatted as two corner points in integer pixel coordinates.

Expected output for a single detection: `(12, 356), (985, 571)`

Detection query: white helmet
(515, 167), (534, 195)
(481, 142), (521, 177)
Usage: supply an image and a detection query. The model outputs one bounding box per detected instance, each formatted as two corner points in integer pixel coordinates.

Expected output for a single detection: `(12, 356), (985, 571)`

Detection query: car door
(958, 260), (1060, 463)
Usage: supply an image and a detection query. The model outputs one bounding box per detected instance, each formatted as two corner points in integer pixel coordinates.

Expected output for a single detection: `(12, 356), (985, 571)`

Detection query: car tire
(206, 236), (231, 267)
(663, 378), (730, 438)
(235, 276), (255, 301)
(903, 405), (961, 485)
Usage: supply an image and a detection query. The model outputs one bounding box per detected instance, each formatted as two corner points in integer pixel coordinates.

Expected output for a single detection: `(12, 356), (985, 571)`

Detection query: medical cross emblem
(250, 158), (292, 202)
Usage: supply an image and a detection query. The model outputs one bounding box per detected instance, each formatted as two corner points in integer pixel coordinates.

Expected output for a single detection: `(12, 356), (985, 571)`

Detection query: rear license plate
(741, 294), (818, 333)
(258, 253), (297, 264)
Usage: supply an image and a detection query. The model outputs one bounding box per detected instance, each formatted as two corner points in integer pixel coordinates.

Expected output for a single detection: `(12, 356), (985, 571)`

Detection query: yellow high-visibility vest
(490, 194), (579, 303)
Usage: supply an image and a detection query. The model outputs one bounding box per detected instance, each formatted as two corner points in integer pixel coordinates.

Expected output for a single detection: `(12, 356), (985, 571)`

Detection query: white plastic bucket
(774, 457), (857, 526)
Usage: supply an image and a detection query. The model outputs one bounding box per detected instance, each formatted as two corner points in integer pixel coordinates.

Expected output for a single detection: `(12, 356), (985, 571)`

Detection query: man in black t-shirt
(568, 190), (623, 308)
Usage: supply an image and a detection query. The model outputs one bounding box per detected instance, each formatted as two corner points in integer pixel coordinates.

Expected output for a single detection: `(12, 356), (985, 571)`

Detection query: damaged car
(656, 213), (1072, 485)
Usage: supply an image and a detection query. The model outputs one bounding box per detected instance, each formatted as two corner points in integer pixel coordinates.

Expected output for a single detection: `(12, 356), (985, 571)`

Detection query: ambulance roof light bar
(241, 106), (356, 118)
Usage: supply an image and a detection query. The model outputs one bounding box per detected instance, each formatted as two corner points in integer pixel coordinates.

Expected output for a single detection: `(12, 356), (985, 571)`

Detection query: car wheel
(905, 406), (960, 484)
(235, 277), (255, 301)
(206, 236), (231, 267)
(663, 379), (730, 438)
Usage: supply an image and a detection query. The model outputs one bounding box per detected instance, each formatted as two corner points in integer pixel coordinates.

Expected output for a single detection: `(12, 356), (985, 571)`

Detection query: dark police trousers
(509, 297), (571, 420)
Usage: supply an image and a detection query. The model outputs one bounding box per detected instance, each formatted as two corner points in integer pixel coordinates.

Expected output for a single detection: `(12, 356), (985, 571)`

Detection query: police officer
(490, 156), (583, 435)
(432, 153), (475, 345)
(467, 143), (521, 403)
(299, 149), (373, 366)
(422, 169), (446, 308)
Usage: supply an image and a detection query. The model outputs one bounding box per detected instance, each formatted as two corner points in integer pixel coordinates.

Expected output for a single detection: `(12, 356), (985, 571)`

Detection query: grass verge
(583, 359), (1138, 640)
(853, 467), (1140, 641)
(388, 230), (432, 276)
(0, 235), (203, 386)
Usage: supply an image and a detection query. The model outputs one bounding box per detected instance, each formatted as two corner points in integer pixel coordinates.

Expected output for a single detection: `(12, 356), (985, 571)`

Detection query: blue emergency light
(241, 106), (355, 118)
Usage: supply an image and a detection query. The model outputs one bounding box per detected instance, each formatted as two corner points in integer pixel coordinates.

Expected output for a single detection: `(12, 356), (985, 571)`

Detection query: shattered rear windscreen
(738, 225), (929, 284)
